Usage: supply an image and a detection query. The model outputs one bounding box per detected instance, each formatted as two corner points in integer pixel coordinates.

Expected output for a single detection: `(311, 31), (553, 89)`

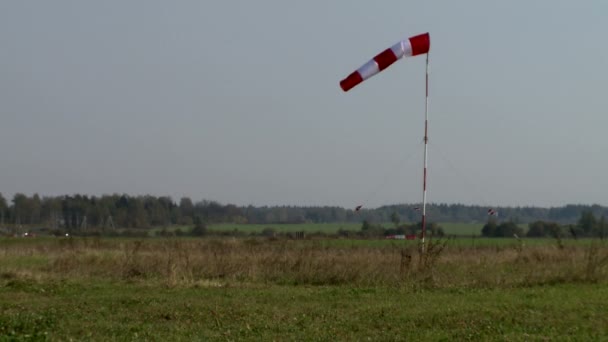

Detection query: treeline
(249, 203), (608, 225)
(0, 193), (244, 230)
(481, 211), (608, 239)
(1, 192), (608, 229)
(376, 203), (608, 225)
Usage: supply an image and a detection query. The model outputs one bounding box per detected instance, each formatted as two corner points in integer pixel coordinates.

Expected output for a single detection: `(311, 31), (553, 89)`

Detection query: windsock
(340, 32), (430, 92)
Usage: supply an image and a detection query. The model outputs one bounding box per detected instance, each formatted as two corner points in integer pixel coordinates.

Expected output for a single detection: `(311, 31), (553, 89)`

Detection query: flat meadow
(207, 222), (487, 236)
(206, 222), (529, 239)
(1, 235), (608, 340)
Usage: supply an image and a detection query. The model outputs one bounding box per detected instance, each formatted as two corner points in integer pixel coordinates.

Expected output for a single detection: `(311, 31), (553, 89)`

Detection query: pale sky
(1, 1), (607, 208)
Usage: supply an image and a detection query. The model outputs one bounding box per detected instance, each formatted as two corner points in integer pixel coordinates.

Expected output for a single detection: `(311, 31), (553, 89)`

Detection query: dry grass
(1, 237), (608, 288)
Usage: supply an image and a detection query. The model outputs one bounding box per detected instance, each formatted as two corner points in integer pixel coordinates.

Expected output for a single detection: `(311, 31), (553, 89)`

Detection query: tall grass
(1, 237), (607, 288)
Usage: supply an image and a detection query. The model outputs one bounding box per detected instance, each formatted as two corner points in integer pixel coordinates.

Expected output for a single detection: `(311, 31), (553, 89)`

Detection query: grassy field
(147, 222), (525, 237)
(315, 237), (599, 249)
(439, 222), (485, 236)
(2, 280), (607, 340)
(208, 222), (362, 234)
(208, 222), (490, 236)
(1, 236), (607, 340)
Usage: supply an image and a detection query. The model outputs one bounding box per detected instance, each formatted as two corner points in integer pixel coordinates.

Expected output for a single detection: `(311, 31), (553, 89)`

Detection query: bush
(191, 216), (207, 236)
(527, 221), (562, 238)
(261, 227), (276, 237)
(482, 220), (524, 238)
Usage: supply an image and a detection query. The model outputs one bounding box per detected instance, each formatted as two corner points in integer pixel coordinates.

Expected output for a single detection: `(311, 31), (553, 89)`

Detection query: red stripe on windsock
(340, 72), (363, 92)
(409, 33), (430, 56)
(373, 48), (399, 71)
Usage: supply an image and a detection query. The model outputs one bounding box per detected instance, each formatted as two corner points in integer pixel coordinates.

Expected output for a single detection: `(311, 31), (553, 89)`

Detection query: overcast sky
(1, 1), (607, 208)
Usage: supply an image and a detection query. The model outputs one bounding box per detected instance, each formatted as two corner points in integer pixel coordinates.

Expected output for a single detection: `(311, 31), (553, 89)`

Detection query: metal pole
(421, 53), (429, 253)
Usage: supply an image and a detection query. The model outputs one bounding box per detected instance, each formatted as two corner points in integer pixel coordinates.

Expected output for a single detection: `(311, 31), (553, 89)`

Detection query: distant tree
(191, 216), (208, 237)
(157, 228), (173, 237)
(360, 220), (385, 238)
(42, 197), (62, 228)
(409, 222), (444, 238)
(495, 221), (524, 238)
(545, 222), (562, 238)
(595, 215), (607, 239)
(261, 227), (276, 238)
(527, 221), (561, 238)
(126, 197), (148, 228)
(567, 224), (582, 240)
(179, 197), (194, 225)
(385, 223), (410, 236)
(12, 193), (29, 225)
(143, 195), (169, 226)
(482, 220), (523, 238)
(30, 194), (42, 224)
(361, 220), (372, 232)
(427, 223), (445, 238)
(0, 193), (7, 226)
(527, 221), (547, 237)
(390, 212), (400, 228)
(337, 228), (353, 238)
(578, 210), (597, 236)
(481, 220), (497, 237)
(116, 195), (129, 209)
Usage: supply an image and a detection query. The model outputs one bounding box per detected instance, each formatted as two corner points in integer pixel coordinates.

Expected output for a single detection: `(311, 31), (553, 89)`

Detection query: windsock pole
(421, 52), (430, 253)
(337, 32), (430, 251)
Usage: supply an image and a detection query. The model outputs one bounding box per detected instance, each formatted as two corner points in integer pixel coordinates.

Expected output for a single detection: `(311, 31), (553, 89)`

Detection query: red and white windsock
(340, 32), (430, 92)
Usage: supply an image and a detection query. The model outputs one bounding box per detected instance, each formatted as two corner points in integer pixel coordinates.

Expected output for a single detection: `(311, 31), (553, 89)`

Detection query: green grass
(208, 222), (362, 233)
(148, 225), (191, 235)
(425, 222), (527, 236)
(208, 222), (483, 235)
(2, 237), (607, 340)
(206, 222), (527, 237)
(1, 279), (607, 340)
(109, 221), (520, 237)
(439, 222), (484, 236)
(312, 237), (596, 248)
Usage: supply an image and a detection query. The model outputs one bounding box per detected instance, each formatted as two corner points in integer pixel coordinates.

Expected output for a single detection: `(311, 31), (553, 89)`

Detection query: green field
(314, 237), (598, 249)
(2, 280), (607, 340)
(148, 222), (527, 237)
(209, 222), (489, 235)
(439, 222), (484, 235)
(208, 222), (362, 233)
(438, 223), (528, 236)
(1, 237), (607, 340)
